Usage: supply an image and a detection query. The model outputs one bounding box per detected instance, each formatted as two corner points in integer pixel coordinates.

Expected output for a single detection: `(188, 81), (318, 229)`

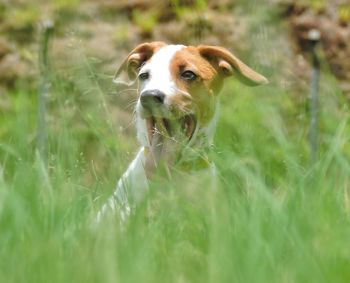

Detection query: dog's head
(114, 42), (268, 151)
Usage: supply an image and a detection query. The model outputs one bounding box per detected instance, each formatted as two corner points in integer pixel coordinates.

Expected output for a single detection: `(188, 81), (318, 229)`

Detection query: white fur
(139, 45), (185, 99)
(96, 147), (148, 222)
(135, 108), (148, 146)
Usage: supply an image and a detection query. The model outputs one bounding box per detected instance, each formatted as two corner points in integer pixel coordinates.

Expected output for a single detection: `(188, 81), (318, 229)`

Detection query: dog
(97, 42), (268, 221)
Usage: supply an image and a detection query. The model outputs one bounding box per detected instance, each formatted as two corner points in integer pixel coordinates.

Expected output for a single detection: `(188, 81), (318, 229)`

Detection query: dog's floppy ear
(197, 45), (268, 86)
(113, 42), (166, 86)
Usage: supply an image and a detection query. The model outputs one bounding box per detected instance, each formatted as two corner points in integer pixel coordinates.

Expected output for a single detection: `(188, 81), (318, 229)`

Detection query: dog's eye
(181, 70), (197, 82)
(138, 72), (149, 81)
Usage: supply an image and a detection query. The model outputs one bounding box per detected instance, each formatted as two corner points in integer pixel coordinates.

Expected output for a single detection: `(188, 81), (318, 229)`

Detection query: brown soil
(0, 0), (349, 97)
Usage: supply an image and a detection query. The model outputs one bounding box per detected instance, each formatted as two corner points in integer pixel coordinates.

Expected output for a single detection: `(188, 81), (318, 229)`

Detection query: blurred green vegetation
(1, 66), (350, 282)
(132, 9), (159, 37)
(1, 0), (350, 282)
(338, 4), (350, 24)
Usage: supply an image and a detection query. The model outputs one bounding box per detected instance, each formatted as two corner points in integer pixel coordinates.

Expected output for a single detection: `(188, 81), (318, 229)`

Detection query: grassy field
(0, 52), (350, 283)
(0, 1), (350, 280)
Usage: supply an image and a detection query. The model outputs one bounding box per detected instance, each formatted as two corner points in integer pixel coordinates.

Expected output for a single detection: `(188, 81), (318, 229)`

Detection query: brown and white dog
(97, 42), (268, 221)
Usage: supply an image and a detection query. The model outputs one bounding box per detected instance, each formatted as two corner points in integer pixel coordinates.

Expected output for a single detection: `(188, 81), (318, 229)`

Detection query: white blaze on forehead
(139, 44), (185, 96)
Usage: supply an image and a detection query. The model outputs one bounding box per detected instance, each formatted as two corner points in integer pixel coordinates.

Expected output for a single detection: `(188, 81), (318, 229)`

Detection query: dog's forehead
(142, 44), (212, 77)
(146, 44), (185, 69)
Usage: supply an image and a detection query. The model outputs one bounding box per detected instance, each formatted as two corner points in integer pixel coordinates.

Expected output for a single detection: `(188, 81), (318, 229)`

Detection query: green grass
(1, 59), (350, 283)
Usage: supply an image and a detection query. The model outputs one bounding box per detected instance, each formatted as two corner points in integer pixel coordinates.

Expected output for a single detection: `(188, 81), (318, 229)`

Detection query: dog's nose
(140, 90), (165, 109)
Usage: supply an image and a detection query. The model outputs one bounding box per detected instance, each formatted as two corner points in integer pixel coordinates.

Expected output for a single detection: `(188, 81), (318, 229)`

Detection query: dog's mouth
(146, 114), (196, 146)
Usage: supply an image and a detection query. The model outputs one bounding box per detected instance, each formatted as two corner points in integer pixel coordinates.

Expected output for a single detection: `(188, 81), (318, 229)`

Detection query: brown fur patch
(169, 46), (222, 125)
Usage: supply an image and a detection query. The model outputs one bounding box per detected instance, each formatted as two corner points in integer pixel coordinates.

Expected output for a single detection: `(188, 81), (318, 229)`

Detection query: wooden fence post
(308, 29), (321, 164)
(37, 20), (54, 163)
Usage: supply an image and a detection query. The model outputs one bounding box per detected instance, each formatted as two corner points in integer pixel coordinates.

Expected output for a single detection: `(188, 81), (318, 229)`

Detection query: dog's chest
(97, 146), (217, 221)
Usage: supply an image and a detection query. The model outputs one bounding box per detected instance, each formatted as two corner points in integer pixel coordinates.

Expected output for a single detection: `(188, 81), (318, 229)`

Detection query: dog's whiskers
(125, 99), (138, 110)
(116, 88), (138, 95)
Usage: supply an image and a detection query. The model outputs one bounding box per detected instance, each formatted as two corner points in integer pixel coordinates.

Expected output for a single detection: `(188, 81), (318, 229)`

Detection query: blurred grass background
(1, 0), (350, 282)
